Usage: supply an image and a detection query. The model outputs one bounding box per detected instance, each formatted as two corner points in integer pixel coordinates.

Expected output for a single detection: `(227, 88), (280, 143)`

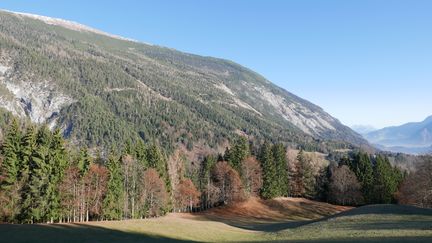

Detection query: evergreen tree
(372, 155), (399, 203)
(77, 147), (92, 176)
(135, 139), (147, 167)
(146, 144), (165, 174)
(0, 119), (22, 221)
(22, 127), (52, 223)
(1, 119), (21, 188)
(226, 136), (249, 172)
(103, 153), (124, 220)
(295, 150), (315, 198)
(19, 126), (37, 181)
(272, 144), (289, 196)
(314, 164), (331, 201)
(259, 142), (277, 199)
(146, 143), (171, 192)
(353, 152), (374, 203)
(46, 129), (68, 223)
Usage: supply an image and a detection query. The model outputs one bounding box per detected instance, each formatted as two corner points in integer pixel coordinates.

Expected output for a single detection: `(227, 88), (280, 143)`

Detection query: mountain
(364, 116), (432, 154)
(351, 125), (376, 135)
(0, 9), (366, 152)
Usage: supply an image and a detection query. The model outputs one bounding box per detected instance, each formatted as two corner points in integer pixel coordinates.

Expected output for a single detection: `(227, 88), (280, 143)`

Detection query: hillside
(0, 198), (431, 242)
(0, 9), (366, 152)
(199, 197), (349, 220)
(365, 116), (432, 154)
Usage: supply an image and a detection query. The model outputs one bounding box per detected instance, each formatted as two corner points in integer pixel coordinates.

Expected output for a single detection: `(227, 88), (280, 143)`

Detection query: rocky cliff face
(0, 61), (73, 129)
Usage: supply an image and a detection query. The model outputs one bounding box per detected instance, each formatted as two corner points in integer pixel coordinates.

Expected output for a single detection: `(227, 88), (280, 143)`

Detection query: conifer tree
(23, 127), (52, 223)
(354, 152), (374, 203)
(146, 143), (171, 191)
(103, 153), (124, 220)
(78, 148), (92, 176)
(46, 129), (68, 223)
(227, 136), (249, 173)
(373, 155), (399, 203)
(0, 119), (22, 221)
(294, 150), (315, 198)
(259, 142), (277, 199)
(272, 143), (289, 196)
(19, 126), (37, 181)
(1, 119), (21, 188)
(135, 139), (147, 167)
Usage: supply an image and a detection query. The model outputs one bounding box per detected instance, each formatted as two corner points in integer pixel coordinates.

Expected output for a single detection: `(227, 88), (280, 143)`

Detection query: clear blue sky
(1, 0), (431, 128)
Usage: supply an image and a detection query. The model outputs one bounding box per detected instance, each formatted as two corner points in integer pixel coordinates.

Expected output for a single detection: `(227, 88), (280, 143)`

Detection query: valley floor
(1, 197), (431, 243)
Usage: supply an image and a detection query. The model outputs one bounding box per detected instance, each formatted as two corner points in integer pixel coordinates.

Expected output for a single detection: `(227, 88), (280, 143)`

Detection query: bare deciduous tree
(211, 161), (244, 205)
(84, 164), (108, 220)
(59, 166), (80, 222)
(398, 159), (432, 208)
(241, 156), (262, 197)
(329, 165), (363, 206)
(174, 178), (200, 212)
(140, 168), (168, 217)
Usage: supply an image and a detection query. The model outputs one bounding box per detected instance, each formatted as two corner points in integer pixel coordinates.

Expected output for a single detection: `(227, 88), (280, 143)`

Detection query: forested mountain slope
(0, 10), (366, 151)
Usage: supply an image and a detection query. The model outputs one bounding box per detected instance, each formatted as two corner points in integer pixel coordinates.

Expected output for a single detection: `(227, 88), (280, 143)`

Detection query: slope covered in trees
(0, 121), (413, 224)
(0, 9), (367, 154)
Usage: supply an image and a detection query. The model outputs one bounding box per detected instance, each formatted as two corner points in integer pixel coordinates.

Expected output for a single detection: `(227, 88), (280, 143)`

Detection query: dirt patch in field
(195, 197), (351, 225)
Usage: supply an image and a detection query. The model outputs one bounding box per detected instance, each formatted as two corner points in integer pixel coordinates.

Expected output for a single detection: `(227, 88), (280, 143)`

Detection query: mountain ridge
(0, 9), (367, 152)
(364, 115), (432, 154)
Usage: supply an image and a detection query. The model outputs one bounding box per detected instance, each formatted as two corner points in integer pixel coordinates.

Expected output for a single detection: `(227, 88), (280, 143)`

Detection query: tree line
(0, 121), (411, 224)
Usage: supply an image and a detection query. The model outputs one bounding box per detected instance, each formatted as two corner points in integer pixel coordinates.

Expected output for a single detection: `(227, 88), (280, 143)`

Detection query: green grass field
(1, 199), (431, 243)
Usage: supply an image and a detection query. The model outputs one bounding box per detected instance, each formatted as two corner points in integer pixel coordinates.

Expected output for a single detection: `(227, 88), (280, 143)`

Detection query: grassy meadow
(0, 198), (431, 243)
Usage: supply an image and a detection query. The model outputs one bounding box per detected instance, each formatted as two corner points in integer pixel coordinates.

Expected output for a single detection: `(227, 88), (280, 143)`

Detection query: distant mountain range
(0, 9), (366, 152)
(351, 125), (376, 135)
(363, 116), (432, 154)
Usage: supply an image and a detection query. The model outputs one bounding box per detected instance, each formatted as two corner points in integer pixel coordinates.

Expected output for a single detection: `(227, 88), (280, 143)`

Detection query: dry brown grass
(198, 197), (351, 225)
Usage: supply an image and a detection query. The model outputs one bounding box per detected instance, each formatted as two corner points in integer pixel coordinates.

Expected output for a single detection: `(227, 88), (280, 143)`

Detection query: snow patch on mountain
(2, 9), (141, 44)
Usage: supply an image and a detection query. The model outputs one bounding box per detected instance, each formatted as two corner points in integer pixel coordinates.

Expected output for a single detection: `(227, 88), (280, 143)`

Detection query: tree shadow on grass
(350, 220), (432, 231)
(332, 204), (432, 217)
(194, 198), (349, 232)
(0, 223), (191, 243)
(197, 204), (432, 233)
(255, 235), (432, 243)
(195, 214), (317, 232)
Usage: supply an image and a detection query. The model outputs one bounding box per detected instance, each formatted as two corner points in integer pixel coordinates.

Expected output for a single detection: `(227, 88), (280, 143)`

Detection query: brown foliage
(329, 165), (363, 206)
(84, 164), (108, 218)
(140, 168), (168, 217)
(398, 159), (432, 208)
(59, 166), (81, 222)
(174, 178), (200, 212)
(241, 156), (262, 196)
(211, 161), (245, 205)
(203, 183), (221, 208)
(59, 164), (109, 222)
